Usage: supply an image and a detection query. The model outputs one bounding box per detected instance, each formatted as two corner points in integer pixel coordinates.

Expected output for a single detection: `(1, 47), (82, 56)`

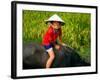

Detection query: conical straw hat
(45, 14), (65, 25)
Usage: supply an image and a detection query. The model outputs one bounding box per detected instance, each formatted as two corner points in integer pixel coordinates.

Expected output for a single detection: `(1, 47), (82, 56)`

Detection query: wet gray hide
(23, 42), (90, 69)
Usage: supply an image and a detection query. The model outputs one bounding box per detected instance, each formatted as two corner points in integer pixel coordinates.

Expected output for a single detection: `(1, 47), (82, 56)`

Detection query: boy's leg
(46, 48), (55, 68)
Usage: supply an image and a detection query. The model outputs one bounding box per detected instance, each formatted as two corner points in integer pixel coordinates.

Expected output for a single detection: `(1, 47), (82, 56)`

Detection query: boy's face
(52, 21), (61, 29)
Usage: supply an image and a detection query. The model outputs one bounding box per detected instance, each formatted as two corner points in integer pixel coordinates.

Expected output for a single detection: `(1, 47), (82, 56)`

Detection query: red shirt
(42, 26), (62, 45)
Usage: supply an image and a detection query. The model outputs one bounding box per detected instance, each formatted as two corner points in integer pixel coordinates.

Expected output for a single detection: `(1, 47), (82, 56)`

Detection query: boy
(42, 14), (66, 68)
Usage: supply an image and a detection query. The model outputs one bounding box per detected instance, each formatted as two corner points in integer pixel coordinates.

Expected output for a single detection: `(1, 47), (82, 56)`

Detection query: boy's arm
(58, 28), (63, 44)
(59, 36), (62, 43)
(58, 35), (67, 46)
(58, 29), (67, 46)
(58, 34), (63, 44)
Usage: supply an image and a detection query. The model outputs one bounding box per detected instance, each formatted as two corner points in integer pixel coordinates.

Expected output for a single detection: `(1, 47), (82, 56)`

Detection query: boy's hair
(49, 21), (62, 25)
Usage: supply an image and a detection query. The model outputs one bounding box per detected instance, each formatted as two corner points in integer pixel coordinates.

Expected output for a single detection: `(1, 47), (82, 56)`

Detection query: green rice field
(23, 10), (91, 63)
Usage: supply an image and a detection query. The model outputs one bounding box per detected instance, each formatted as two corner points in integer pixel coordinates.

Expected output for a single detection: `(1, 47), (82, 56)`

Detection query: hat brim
(45, 20), (65, 26)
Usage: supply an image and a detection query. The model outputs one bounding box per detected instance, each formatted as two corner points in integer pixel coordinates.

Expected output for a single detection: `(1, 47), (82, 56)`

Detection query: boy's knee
(50, 55), (55, 60)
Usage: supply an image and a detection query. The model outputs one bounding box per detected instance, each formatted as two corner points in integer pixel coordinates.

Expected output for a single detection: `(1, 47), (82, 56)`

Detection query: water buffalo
(23, 42), (90, 69)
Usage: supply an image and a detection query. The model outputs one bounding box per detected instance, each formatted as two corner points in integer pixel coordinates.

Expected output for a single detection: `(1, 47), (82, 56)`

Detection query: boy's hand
(55, 44), (61, 50)
(61, 43), (67, 47)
